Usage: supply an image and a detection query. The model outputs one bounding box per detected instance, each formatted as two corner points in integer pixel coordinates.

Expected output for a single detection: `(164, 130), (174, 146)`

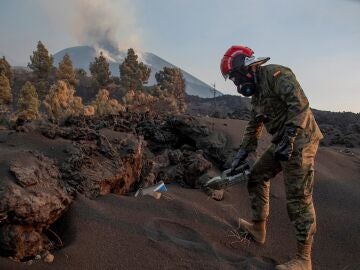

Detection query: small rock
(8, 256), (20, 262)
(35, 254), (41, 260)
(211, 189), (224, 201)
(43, 253), (54, 263)
(26, 259), (34, 265)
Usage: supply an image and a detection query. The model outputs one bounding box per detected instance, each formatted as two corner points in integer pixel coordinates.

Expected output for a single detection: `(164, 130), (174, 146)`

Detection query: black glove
(231, 149), (248, 172)
(275, 126), (299, 161)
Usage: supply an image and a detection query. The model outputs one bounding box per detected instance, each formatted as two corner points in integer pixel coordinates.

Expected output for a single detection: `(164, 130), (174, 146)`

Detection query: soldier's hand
(231, 149), (248, 171)
(275, 126), (298, 161)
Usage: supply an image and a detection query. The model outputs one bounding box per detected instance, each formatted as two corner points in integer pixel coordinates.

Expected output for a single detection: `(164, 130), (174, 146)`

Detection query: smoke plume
(37, 0), (142, 58)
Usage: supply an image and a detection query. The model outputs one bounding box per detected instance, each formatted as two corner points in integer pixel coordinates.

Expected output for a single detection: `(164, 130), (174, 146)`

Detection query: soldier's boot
(238, 218), (266, 244)
(275, 239), (312, 270)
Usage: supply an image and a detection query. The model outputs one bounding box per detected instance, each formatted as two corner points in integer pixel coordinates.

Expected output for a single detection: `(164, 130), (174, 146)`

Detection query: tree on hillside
(155, 67), (186, 113)
(28, 41), (54, 100)
(123, 89), (179, 115)
(43, 80), (84, 123)
(56, 54), (78, 86)
(119, 48), (151, 92)
(28, 41), (54, 80)
(89, 52), (111, 87)
(75, 68), (87, 79)
(0, 56), (13, 85)
(0, 73), (12, 107)
(92, 89), (124, 116)
(35, 80), (51, 102)
(17, 81), (39, 121)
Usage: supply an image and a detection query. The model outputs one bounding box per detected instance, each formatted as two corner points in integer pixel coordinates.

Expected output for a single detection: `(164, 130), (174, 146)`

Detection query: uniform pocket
(304, 166), (315, 197)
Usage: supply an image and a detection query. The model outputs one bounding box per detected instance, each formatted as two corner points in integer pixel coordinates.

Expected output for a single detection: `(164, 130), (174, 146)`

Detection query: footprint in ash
(143, 217), (216, 257)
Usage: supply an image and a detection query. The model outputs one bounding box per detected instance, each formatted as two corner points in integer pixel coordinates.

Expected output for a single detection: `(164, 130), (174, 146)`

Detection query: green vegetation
(17, 81), (39, 121)
(28, 41), (54, 100)
(155, 67), (186, 113)
(28, 41), (54, 80)
(57, 54), (78, 87)
(0, 46), (188, 123)
(119, 48), (151, 92)
(0, 73), (12, 106)
(0, 56), (13, 85)
(89, 51), (111, 87)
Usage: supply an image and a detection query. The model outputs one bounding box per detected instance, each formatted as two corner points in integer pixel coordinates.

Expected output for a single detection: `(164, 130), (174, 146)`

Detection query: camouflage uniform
(239, 64), (323, 243)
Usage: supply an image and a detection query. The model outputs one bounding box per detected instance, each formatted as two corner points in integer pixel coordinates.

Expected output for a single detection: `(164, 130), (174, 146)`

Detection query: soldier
(220, 45), (323, 270)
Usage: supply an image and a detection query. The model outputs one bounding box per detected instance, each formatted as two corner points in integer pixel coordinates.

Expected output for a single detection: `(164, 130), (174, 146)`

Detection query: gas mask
(237, 83), (256, 97)
(230, 69), (257, 97)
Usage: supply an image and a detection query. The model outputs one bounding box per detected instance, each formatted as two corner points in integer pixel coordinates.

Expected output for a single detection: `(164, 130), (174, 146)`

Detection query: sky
(0, 0), (359, 112)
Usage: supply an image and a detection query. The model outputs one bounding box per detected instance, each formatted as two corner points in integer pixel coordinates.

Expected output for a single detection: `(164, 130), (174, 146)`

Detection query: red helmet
(220, 45), (270, 79)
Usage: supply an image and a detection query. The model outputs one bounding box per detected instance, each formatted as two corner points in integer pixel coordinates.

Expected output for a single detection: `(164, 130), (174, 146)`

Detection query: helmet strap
(253, 70), (258, 84)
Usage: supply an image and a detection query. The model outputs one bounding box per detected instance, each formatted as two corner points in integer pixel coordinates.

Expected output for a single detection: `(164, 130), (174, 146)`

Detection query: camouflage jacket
(240, 64), (323, 152)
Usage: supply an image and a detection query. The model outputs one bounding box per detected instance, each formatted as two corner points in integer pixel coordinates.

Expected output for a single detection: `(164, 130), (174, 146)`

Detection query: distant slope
(186, 94), (252, 119)
(53, 46), (222, 98)
(186, 94), (360, 147)
(0, 51), (18, 66)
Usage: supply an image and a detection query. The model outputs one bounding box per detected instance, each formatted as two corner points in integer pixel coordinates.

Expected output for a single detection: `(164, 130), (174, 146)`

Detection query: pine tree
(75, 68), (87, 79)
(17, 81), (39, 121)
(0, 56), (12, 85)
(28, 41), (54, 80)
(89, 52), (111, 87)
(0, 73), (12, 106)
(155, 67), (186, 113)
(57, 54), (78, 86)
(119, 48), (151, 92)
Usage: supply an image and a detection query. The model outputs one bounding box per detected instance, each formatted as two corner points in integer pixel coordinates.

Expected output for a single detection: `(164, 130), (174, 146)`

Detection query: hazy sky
(0, 0), (359, 112)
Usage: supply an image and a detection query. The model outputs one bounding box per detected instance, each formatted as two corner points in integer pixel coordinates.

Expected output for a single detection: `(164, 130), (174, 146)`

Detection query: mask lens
(237, 83), (256, 97)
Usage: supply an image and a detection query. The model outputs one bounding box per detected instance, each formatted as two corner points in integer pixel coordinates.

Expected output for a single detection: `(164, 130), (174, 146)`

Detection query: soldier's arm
(273, 70), (310, 129)
(239, 108), (264, 152)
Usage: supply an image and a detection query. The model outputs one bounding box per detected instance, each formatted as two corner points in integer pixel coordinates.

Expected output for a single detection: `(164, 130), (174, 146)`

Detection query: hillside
(0, 117), (359, 270)
(186, 94), (360, 148)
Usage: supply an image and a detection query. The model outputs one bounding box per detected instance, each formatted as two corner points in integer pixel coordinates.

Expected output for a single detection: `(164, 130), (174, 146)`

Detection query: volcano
(53, 46), (222, 98)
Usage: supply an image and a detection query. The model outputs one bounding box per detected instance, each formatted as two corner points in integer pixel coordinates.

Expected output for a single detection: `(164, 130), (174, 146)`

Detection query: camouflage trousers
(248, 130), (319, 243)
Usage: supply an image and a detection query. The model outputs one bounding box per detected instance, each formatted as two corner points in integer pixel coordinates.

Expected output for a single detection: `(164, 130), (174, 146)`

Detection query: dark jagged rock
(180, 150), (212, 187)
(64, 114), (229, 168)
(168, 149), (183, 165)
(0, 151), (72, 259)
(140, 148), (212, 188)
(41, 123), (98, 141)
(61, 129), (145, 198)
(0, 112), (234, 260)
(60, 114), (230, 188)
(137, 115), (229, 168)
(136, 119), (178, 152)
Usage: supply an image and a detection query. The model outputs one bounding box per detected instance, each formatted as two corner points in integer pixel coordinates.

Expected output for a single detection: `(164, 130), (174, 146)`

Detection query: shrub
(123, 89), (179, 115)
(43, 80), (84, 123)
(92, 89), (124, 116)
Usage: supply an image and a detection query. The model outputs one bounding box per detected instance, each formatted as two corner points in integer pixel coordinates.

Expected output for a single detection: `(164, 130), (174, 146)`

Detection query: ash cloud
(37, 0), (142, 57)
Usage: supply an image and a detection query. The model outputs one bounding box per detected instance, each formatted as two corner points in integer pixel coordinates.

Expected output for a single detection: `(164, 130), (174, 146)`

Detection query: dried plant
(92, 89), (124, 116)
(43, 80), (84, 123)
